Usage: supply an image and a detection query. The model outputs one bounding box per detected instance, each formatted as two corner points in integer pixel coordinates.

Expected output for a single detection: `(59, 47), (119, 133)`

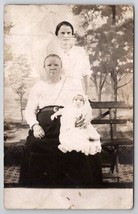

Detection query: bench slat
(89, 101), (128, 109)
(92, 119), (128, 124)
(94, 110), (110, 120)
(101, 138), (133, 146)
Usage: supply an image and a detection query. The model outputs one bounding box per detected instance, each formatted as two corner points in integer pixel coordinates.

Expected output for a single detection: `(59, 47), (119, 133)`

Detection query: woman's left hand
(75, 116), (87, 128)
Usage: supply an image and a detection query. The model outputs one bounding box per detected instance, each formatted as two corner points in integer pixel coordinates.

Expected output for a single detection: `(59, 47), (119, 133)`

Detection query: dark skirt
(19, 106), (103, 188)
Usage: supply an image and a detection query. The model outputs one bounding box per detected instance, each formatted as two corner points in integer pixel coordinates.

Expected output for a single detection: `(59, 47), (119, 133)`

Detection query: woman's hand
(33, 124), (45, 139)
(75, 114), (91, 128)
(75, 115), (87, 128)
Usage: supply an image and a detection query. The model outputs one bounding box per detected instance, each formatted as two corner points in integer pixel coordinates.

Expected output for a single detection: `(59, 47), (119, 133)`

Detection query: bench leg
(115, 149), (119, 173)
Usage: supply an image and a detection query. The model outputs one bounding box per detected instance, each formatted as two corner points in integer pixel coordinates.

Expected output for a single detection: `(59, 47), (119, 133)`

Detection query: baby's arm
(51, 109), (63, 121)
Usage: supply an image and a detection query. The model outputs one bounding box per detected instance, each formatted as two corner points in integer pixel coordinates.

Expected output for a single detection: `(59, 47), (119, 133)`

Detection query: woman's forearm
(83, 75), (90, 95)
(25, 106), (39, 129)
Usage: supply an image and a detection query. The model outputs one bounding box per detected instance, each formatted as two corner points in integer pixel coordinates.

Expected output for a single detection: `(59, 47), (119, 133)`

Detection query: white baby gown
(58, 103), (102, 156)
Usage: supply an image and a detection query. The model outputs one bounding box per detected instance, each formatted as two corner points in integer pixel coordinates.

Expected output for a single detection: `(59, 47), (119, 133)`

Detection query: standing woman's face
(57, 25), (73, 42)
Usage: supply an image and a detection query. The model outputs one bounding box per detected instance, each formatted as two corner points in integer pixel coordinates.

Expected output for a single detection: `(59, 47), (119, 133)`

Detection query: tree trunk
(19, 96), (23, 123)
(98, 90), (102, 115)
(110, 5), (116, 25)
(113, 76), (118, 119)
(112, 72), (118, 137)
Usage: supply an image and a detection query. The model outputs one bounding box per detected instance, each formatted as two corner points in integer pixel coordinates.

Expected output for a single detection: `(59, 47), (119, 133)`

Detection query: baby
(51, 93), (101, 155)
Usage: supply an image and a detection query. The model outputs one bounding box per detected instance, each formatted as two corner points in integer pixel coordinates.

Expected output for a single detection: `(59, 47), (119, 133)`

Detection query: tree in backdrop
(8, 55), (31, 122)
(4, 20), (14, 63)
(72, 5), (133, 104)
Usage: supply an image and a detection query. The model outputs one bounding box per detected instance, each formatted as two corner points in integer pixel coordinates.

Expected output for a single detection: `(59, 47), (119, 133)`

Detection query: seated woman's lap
(26, 130), (60, 153)
(20, 106), (102, 186)
(25, 106), (62, 151)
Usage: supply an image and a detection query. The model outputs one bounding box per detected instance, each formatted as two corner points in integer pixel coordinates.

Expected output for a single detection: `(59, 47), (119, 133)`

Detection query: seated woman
(19, 54), (102, 187)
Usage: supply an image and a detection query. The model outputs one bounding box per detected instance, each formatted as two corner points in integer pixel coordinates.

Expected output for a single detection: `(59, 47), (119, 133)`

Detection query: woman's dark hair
(55, 21), (74, 36)
(43, 54), (62, 68)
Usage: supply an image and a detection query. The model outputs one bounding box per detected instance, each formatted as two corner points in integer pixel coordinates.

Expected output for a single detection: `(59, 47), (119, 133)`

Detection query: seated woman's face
(44, 56), (62, 80)
(57, 25), (73, 42)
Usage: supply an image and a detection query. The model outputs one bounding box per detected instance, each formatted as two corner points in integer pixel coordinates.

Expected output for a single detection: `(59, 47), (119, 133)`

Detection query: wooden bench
(89, 101), (133, 182)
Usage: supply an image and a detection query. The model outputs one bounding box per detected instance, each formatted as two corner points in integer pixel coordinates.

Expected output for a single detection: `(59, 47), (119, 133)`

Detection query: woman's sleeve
(25, 85), (40, 128)
(85, 100), (93, 122)
(79, 48), (92, 76)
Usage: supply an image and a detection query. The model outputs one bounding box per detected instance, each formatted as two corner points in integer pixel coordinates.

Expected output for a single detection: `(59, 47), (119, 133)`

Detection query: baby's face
(73, 95), (84, 108)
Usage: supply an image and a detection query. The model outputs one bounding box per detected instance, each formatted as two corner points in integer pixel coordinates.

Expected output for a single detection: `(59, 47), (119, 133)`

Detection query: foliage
(4, 21), (14, 63)
(9, 55), (31, 96)
(72, 5), (133, 102)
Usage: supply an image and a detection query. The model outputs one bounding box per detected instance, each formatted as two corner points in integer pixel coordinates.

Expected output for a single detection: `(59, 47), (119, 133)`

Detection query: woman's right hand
(33, 124), (45, 139)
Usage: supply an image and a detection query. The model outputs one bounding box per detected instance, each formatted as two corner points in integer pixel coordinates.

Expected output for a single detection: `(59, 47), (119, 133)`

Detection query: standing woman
(47, 21), (91, 96)
(53, 22), (102, 186)
(46, 22), (102, 186)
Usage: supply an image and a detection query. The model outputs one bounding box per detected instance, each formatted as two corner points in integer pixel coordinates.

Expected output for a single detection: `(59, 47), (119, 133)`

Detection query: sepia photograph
(4, 4), (133, 209)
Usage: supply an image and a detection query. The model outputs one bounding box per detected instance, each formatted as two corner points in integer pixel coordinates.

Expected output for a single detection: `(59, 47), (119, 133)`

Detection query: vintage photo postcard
(4, 4), (133, 209)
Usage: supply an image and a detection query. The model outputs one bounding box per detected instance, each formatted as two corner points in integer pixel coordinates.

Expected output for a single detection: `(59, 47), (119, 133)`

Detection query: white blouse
(58, 45), (91, 78)
(25, 78), (74, 128)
